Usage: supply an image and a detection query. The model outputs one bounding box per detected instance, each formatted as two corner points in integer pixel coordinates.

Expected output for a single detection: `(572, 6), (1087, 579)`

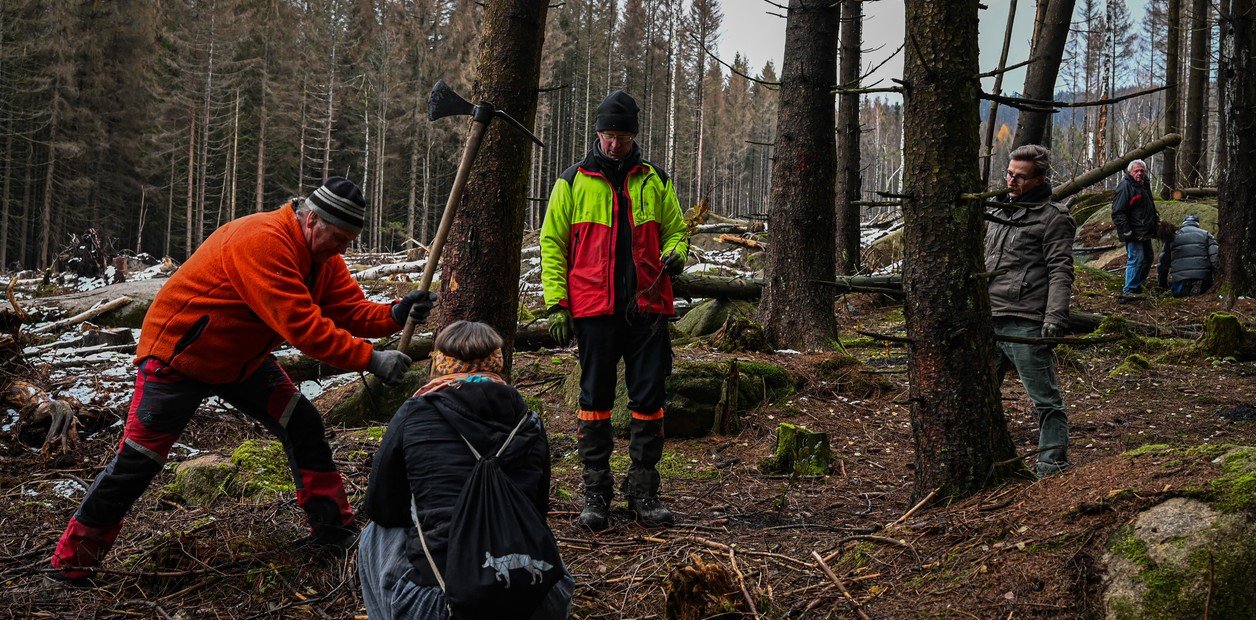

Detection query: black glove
(1040, 323), (1065, 339)
(391, 290), (437, 326)
(548, 308), (573, 346)
(367, 350), (412, 385)
(661, 251), (686, 276)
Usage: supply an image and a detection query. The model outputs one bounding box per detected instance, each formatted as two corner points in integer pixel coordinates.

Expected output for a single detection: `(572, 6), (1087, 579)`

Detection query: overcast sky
(717, 0), (1153, 98)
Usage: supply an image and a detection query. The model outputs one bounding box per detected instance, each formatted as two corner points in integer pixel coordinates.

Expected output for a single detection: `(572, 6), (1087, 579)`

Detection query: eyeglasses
(598, 132), (635, 144)
(1005, 171), (1039, 182)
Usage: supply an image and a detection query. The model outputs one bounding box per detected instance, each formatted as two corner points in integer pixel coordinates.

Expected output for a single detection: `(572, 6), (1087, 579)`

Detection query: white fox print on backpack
(483, 552), (554, 587)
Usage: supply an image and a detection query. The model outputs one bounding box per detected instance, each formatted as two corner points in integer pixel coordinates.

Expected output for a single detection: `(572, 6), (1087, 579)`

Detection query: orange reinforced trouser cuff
(631, 408), (664, 421)
(578, 409), (612, 421)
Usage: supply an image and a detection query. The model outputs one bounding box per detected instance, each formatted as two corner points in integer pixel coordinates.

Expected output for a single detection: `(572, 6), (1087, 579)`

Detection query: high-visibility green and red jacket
(540, 149), (689, 318)
(135, 201), (398, 384)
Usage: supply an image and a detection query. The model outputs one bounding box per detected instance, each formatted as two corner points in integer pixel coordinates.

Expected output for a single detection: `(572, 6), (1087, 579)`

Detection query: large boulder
(165, 454), (237, 506)
(1102, 447), (1256, 619)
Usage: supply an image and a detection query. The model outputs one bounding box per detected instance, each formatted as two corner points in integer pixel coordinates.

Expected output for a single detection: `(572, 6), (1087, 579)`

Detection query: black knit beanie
(595, 90), (639, 134)
(305, 176), (366, 234)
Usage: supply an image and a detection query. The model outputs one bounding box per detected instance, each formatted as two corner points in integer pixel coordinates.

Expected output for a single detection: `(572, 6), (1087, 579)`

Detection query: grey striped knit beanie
(305, 177), (366, 233)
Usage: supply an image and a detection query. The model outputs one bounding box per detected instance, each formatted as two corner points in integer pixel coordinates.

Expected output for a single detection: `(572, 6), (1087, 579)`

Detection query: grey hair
(435, 321), (504, 361)
(1008, 144), (1052, 178)
(293, 199), (313, 217)
(1126, 159), (1147, 173)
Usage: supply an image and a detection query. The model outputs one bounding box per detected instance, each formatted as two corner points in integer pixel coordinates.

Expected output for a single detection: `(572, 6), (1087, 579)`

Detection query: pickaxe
(398, 80), (545, 352)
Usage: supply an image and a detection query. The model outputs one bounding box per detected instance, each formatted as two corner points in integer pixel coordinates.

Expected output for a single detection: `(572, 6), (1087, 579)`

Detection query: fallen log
(33, 279), (162, 328)
(678, 273), (1201, 339)
(33, 296), (134, 334)
(1052, 133), (1182, 201)
(694, 223), (752, 234)
(714, 234), (766, 250)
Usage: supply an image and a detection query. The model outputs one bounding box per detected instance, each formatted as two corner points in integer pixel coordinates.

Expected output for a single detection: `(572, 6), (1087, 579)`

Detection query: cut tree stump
(759, 423), (832, 476)
(1199, 313), (1256, 361)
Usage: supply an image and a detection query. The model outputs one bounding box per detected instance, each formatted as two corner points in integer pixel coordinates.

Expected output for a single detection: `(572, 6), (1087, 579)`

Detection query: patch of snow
(774, 349), (801, 355)
(2, 408), (18, 432)
(51, 479), (85, 499)
(169, 443), (202, 459)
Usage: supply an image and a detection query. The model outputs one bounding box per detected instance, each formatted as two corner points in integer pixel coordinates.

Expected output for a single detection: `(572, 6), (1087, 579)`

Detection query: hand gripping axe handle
(397, 80), (545, 352)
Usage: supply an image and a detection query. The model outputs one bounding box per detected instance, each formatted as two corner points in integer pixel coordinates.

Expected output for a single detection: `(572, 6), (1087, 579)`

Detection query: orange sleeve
(219, 227), (377, 371)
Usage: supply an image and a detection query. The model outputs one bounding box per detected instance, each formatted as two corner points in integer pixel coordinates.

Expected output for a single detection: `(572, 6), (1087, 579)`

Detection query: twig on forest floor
(889, 487), (938, 528)
(813, 551), (873, 620)
(728, 547), (760, 619)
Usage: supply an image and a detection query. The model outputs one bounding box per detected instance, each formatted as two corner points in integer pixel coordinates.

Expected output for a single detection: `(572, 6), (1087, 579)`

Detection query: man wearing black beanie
(540, 90), (690, 531)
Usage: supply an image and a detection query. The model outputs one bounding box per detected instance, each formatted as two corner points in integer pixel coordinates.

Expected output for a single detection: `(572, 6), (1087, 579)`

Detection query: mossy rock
(1109, 353), (1152, 378)
(1102, 497), (1256, 620)
(165, 454), (237, 506)
(522, 394), (546, 418)
(708, 312), (770, 353)
(675, 298), (758, 338)
(1071, 189), (1117, 226)
(324, 365), (430, 426)
(561, 359), (800, 438)
(1079, 201), (1218, 270)
(1208, 447), (1256, 514)
(518, 302), (537, 322)
(231, 439), (295, 495)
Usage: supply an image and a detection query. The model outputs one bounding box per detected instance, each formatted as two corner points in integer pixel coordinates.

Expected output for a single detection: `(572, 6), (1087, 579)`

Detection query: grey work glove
(1041, 322), (1065, 339)
(367, 349), (412, 385)
(548, 308), (573, 346)
(661, 250), (686, 276)
(391, 290), (437, 326)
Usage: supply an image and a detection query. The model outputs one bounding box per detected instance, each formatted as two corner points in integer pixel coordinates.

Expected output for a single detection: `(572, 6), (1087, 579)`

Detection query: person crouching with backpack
(359, 321), (573, 619)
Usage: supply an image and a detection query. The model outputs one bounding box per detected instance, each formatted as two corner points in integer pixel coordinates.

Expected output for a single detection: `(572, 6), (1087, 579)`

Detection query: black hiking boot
(627, 495), (675, 527)
(577, 495), (611, 532)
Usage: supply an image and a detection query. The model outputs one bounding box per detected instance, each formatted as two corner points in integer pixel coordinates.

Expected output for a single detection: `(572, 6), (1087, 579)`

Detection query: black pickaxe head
(427, 80), (545, 148)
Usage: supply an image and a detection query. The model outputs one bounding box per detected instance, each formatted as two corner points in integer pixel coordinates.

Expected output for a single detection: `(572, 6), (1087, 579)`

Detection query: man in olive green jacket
(985, 144), (1075, 477)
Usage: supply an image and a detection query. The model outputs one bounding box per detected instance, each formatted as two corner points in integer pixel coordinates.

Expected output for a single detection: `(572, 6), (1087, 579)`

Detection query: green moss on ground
(610, 451), (718, 481)
(1209, 447), (1256, 514)
(231, 440), (295, 495)
(1109, 353), (1152, 378)
(1122, 444), (1174, 457)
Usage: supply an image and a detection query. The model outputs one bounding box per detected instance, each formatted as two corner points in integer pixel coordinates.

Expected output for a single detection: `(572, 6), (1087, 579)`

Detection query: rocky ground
(0, 240), (1253, 618)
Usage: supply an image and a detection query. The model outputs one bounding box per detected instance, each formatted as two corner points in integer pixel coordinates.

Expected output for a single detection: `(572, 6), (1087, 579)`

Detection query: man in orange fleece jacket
(49, 177), (434, 586)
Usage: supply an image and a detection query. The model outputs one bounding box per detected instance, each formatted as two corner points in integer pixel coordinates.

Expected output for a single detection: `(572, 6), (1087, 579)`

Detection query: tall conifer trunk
(902, 0), (1021, 501)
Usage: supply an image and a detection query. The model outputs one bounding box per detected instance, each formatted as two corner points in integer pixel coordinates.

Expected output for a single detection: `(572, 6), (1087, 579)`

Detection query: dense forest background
(0, 0), (1221, 269)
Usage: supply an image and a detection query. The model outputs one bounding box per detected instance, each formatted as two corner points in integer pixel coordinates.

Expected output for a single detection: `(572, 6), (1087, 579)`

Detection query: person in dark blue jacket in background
(1111, 159), (1160, 297)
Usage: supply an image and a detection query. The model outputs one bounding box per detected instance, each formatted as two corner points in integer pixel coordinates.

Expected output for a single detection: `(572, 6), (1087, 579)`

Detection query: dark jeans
(1124, 240), (1154, 294)
(994, 317), (1069, 475)
(1171, 278), (1212, 297)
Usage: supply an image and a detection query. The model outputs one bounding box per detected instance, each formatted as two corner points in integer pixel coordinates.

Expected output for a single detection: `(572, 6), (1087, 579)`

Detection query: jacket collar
(579, 141), (643, 177)
(1000, 183), (1054, 216)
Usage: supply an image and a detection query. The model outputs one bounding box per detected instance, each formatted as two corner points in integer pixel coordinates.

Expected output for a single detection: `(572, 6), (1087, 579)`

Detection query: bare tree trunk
(256, 46), (268, 213)
(185, 112), (195, 259)
(1, 117), (12, 272)
(436, 0), (549, 378)
(1162, 0), (1183, 197)
(165, 150), (174, 258)
(20, 143), (33, 269)
(835, 0), (863, 276)
(903, 0), (1020, 502)
(39, 85), (59, 271)
(981, 0), (1018, 187)
(1180, 0), (1209, 186)
(1218, 0), (1255, 300)
(1013, 0), (1077, 147)
(229, 88), (240, 222)
(322, 44), (337, 184)
(761, 0), (839, 351)
(136, 188), (147, 254)
(1215, 0), (1230, 181)
(197, 31), (214, 247)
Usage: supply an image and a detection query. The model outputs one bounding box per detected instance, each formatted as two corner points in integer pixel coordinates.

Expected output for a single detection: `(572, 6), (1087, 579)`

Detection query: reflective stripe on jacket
(539, 153), (689, 318)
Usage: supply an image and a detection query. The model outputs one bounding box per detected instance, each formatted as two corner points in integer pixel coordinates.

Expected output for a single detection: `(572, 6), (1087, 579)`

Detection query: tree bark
(1179, 0), (1210, 187)
(903, 0), (1021, 502)
(435, 0), (548, 379)
(761, 0), (839, 351)
(1162, 0), (1184, 197)
(1218, 0), (1256, 300)
(835, 0), (863, 276)
(1012, 0), (1077, 147)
